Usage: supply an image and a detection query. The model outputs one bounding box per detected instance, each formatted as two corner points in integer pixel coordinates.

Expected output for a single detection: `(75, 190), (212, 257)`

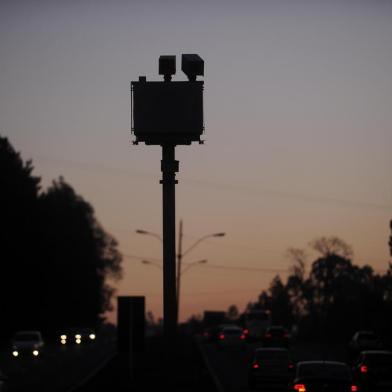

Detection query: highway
(0, 334), (116, 392)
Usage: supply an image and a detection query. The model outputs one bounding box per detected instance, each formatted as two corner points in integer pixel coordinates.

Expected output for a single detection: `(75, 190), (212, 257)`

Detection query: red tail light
(294, 384), (306, 392)
(219, 334), (225, 340)
(351, 385), (358, 392)
(360, 365), (368, 373)
(243, 329), (249, 335)
(288, 362), (294, 369)
(265, 333), (272, 338)
(240, 334), (246, 340)
(252, 362), (260, 369)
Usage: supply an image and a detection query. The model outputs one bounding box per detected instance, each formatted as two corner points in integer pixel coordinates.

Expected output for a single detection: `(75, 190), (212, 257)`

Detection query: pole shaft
(176, 219), (183, 324)
(161, 144), (178, 345)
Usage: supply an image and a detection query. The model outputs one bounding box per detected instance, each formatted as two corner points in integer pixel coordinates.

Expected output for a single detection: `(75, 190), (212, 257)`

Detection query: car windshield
(247, 313), (269, 321)
(268, 328), (286, 336)
(256, 350), (288, 360)
(358, 333), (378, 341)
(14, 332), (40, 341)
(299, 363), (349, 379)
(222, 328), (242, 335)
(365, 353), (392, 366)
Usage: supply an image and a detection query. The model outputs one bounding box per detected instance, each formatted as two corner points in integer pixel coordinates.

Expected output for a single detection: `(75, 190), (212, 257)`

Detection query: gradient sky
(1, 0), (391, 323)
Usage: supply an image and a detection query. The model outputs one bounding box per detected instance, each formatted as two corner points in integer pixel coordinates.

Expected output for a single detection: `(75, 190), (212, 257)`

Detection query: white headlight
(76, 338), (81, 344)
(12, 350), (19, 357)
(33, 350), (39, 356)
(61, 334), (67, 340)
(89, 334), (96, 340)
(75, 334), (81, 339)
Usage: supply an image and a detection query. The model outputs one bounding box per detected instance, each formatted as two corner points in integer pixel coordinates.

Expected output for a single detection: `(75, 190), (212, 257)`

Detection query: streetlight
(176, 220), (225, 323)
(136, 224), (225, 324)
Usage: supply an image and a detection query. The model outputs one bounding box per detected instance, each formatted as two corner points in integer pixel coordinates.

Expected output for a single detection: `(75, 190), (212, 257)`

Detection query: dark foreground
(74, 334), (218, 392)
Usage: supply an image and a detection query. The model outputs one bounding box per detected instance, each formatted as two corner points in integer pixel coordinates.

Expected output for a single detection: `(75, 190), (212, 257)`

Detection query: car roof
(354, 330), (377, 336)
(297, 360), (348, 368)
(255, 347), (288, 353)
(361, 350), (392, 356)
(14, 330), (42, 336)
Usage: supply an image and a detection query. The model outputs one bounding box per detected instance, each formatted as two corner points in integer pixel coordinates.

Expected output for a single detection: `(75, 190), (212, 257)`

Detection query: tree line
(0, 136), (122, 337)
(246, 236), (392, 342)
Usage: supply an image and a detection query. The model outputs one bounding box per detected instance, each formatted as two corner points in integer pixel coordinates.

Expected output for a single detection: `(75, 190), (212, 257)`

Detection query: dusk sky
(1, 0), (391, 323)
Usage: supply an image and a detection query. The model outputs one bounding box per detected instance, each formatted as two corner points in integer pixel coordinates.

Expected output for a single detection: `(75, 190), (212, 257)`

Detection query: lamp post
(176, 219), (225, 323)
(136, 223), (225, 324)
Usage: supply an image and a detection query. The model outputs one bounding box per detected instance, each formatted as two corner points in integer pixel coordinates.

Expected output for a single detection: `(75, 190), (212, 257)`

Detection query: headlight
(33, 350), (39, 356)
(12, 350), (19, 357)
(89, 334), (96, 340)
(76, 338), (81, 344)
(61, 334), (67, 340)
(75, 334), (81, 339)
(61, 339), (67, 344)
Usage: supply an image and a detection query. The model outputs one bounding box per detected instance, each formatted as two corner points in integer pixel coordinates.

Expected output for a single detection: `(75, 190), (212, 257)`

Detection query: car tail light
(360, 365), (368, 373)
(288, 362), (294, 369)
(243, 329), (249, 335)
(240, 334), (246, 340)
(252, 362), (260, 369)
(265, 333), (272, 338)
(219, 334), (225, 340)
(351, 385), (358, 392)
(294, 384), (306, 392)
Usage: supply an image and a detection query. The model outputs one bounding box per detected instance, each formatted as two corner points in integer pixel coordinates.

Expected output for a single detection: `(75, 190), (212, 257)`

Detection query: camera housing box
(181, 54), (204, 81)
(131, 79), (204, 145)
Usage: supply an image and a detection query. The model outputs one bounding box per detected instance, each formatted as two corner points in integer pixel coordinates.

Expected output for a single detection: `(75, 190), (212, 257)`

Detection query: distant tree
(38, 177), (122, 329)
(286, 247), (307, 320)
(268, 275), (293, 326)
(310, 236), (353, 259)
(227, 304), (239, 321)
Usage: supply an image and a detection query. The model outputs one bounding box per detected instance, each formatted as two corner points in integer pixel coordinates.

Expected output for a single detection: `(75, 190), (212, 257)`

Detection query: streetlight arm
(180, 259), (207, 276)
(181, 232), (225, 258)
(141, 260), (163, 270)
(135, 229), (163, 242)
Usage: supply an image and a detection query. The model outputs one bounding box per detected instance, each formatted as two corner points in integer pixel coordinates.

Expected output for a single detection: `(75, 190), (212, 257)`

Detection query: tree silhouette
(38, 177), (122, 329)
(226, 304), (239, 321)
(245, 236), (392, 342)
(0, 136), (41, 335)
(0, 136), (122, 336)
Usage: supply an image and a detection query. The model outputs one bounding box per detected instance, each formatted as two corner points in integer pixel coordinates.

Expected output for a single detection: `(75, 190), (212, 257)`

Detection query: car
(348, 331), (384, 361)
(263, 325), (290, 348)
(351, 350), (392, 391)
(11, 330), (45, 358)
(59, 327), (97, 346)
(203, 323), (239, 343)
(216, 325), (246, 349)
(290, 361), (358, 392)
(248, 347), (294, 389)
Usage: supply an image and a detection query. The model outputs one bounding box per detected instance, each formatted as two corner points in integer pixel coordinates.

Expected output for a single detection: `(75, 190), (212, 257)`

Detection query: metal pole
(176, 219), (183, 325)
(161, 144), (178, 346)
